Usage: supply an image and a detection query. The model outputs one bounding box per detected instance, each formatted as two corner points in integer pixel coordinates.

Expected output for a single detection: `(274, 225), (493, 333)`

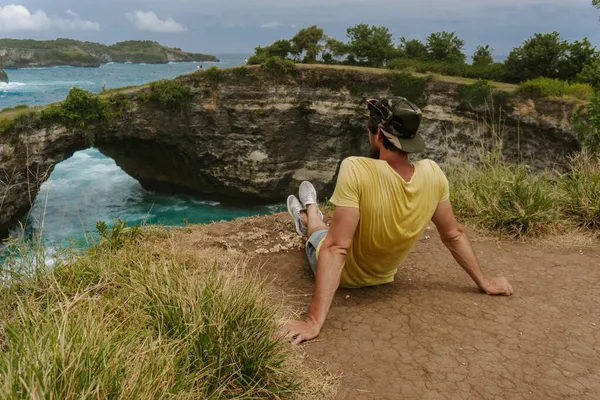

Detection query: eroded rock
(0, 66), (585, 237)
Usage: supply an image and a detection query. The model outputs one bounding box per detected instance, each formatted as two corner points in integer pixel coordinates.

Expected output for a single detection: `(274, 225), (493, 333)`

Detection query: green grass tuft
(449, 156), (561, 237)
(560, 154), (600, 228)
(0, 222), (332, 399)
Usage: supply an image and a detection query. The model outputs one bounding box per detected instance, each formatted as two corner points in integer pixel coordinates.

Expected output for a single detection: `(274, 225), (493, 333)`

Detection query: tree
(266, 40), (292, 59)
(247, 46), (267, 65)
(426, 31), (466, 63)
(472, 45), (494, 67)
(321, 36), (348, 64)
(246, 40), (292, 65)
(346, 24), (395, 67)
(562, 38), (599, 81)
(503, 32), (568, 82)
(398, 37), (429, 60)
(290, 25), (325, 63)
(577, 59), (600, 87)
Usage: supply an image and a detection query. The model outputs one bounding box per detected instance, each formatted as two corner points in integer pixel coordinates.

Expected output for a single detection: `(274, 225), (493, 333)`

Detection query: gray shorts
(305, 229), (328, 275)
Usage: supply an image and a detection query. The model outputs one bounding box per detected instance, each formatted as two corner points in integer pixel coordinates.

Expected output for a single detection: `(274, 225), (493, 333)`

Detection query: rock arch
(0, 65), (584, 238)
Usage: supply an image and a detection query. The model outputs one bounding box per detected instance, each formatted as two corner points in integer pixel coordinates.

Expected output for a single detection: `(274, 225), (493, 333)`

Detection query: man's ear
(375, 128), (383, 144)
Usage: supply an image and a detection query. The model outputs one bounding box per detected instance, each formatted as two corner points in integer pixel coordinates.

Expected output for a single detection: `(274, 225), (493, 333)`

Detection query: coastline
(2, 59), (222, 70)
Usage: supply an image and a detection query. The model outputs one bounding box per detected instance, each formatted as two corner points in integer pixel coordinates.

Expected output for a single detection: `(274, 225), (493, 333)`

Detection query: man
(284, 97), (513, 345)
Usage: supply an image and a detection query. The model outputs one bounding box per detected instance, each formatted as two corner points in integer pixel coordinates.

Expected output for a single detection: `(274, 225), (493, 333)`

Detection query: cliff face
(0, 65), (585, 237)
(0, 68), (7, 83)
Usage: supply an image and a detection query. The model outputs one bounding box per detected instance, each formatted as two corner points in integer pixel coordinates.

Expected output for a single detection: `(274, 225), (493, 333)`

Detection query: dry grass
(0, 224), (338, 399)
(447, 150), (600, 239)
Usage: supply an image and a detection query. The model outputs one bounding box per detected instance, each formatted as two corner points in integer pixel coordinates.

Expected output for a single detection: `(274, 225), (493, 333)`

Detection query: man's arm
(431, 200), (513, 296)
(284, 206), (360, 344)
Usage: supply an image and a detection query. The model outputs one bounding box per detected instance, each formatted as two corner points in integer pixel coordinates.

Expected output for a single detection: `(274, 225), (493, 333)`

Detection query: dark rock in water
(0, 65), (586, 238)
(0, 68), (7, 83)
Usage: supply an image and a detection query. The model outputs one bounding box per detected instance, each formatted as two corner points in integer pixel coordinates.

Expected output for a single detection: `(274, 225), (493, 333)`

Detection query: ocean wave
(191, 199), (220, 207)
(69, 151), (94, 161)
(0, 82), (27, 90)
(266, 204), (285, 212)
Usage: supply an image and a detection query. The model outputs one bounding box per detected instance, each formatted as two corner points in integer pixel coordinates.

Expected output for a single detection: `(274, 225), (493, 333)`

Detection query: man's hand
(282, 317), (321, 345)
(481, 277), (513, 296)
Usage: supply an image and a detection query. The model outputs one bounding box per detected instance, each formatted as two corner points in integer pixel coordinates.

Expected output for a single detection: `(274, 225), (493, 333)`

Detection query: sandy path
(172, 214), (600, 399)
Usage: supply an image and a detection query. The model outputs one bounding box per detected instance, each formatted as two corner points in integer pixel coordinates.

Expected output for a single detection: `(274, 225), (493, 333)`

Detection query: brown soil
(166, 213), (600, 400)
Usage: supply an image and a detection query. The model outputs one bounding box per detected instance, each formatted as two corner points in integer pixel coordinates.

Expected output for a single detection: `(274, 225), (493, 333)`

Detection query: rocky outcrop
(0, 39), (219, 68)
(0, 65), (586, 237)
(0, 68), (7, 83)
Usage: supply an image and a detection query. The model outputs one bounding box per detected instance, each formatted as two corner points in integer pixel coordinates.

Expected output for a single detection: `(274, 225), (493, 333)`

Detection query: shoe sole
(286, 195), (306, 236)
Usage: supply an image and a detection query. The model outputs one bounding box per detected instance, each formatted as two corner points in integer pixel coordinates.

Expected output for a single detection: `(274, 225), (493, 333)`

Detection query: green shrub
(139, 79), (193, 109)
(456, 80), (493, 107)
(205, 66), (223, 87)
(233, 65), (248, 80)
(517, 77), (569, 99)
(390, 72), (426, 105)
(573, 93), (600, 155)
(42, 87), (109, 129)
(106, 93), (132, 122)
(518, 78), (592, 100)
(262, 56), (296, 78)
(449, 160), (560, 237)
(560, 154), (600, 228)
(387, 58), (507, 82)
(565, 83), (594, 101)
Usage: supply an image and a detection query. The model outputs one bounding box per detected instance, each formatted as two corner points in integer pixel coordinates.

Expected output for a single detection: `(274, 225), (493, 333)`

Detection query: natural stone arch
(0, 65), (585, 238)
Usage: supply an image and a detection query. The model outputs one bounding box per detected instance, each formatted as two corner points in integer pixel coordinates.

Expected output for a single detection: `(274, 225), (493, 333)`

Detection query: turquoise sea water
(2, 55), (283, 247)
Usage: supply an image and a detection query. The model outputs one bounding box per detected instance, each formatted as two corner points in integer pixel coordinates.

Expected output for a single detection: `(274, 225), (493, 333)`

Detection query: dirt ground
(168, 213), (600, 400)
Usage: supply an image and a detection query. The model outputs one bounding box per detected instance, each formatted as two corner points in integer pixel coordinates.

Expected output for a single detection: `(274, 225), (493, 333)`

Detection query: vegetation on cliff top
(247, 24), (597, 100)
(0, 87), (133, 146)
(138, 79), (193, 109)
(0, 38), (219, 68)
(449, 153), (600, 237)
(0, 222), (335, 399)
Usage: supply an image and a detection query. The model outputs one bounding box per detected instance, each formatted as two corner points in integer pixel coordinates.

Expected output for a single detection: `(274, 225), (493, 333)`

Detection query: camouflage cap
(367, 97), (425, 153)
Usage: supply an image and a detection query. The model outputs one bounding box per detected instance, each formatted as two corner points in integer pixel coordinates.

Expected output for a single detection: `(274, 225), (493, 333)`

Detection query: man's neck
(379, 150), (414, 180)
(379, 149), (411, 167)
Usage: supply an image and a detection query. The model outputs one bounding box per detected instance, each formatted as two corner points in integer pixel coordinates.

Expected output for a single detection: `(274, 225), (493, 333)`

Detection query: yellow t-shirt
(321, 156), (450, 289)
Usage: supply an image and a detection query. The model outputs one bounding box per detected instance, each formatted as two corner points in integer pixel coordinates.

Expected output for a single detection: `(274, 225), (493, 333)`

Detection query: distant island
(0, 38), (219, 68)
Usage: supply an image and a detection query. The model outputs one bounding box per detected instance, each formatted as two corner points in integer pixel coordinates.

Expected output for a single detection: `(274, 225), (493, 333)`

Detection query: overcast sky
(0, 0), (598, 56)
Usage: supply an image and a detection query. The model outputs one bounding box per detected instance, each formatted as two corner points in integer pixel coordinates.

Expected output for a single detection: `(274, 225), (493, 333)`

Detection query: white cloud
(126, 11), (188, 33)
(260, 21), (281, 29)
(0, 5), (51, 31)
(0, 5), (99, 31)
(55, 10), (100, 31)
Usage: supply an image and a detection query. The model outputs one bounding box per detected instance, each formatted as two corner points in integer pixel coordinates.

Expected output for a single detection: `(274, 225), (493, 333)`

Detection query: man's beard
(368, 145), (380, 159)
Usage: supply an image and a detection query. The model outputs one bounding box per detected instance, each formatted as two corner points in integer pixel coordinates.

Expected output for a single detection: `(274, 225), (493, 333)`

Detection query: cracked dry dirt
(167, 213), (599, 400)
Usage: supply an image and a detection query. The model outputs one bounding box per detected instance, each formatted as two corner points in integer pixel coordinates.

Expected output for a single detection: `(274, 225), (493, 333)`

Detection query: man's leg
(289, 182), (328, 275)
(302, 204), (328, 276)
(301, 204), (328, 238)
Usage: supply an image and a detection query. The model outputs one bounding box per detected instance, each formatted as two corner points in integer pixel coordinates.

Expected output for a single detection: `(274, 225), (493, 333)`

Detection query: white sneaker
(287, 195), (307, 236)
(299, 181), (324, 221)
